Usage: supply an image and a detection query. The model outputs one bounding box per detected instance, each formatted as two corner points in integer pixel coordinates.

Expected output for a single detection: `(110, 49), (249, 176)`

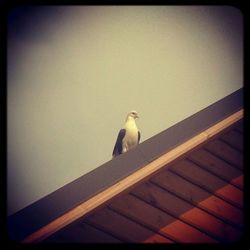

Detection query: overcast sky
(8, 6), (243, 215)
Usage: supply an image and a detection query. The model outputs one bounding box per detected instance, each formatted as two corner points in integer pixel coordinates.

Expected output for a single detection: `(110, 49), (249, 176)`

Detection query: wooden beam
(22, 109), (243, 243)
(204, 109), (243, 138)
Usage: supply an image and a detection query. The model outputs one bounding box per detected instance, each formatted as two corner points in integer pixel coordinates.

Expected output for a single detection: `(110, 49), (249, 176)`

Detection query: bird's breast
(123, 124), (139, 149)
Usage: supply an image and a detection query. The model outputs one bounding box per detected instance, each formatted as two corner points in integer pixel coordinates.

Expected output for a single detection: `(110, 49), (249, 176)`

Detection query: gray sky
(8, 6), (243, 215)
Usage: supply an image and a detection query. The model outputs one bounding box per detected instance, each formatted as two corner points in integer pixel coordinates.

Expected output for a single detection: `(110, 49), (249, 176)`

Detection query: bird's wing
(112, 129), (126, 157)
(138, 131), (141, 144)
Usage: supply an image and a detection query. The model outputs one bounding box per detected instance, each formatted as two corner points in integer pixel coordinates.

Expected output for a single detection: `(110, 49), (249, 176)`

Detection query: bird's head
(127, 110), (139, 120)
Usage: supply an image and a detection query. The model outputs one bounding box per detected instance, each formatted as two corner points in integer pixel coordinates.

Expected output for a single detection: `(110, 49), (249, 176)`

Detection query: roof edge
(23, 109), (243, 243)
(8, 88), (243, 241)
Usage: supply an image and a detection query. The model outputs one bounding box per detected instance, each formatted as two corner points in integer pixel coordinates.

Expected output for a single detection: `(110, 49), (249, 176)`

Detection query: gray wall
(8, 6), (243, 215)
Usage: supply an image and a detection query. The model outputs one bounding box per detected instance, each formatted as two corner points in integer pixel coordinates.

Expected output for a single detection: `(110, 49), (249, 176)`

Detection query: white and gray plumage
(112, 110), (141, 158)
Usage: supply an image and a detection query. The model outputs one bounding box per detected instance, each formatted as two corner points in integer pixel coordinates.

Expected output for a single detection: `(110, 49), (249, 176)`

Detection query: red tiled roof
(44, 119), (243, 243)
(8, 89), (243, 243)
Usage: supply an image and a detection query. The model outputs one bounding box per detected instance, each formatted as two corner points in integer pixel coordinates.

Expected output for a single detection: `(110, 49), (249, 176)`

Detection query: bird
(112, 110), (141, 158)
